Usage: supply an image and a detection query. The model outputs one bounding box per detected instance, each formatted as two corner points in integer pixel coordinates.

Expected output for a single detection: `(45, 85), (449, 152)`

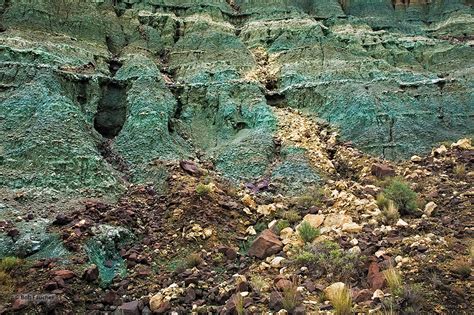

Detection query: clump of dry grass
(185, 253), (203, 268)
(0, 271), (14, 295)
(280, 280), (300, 312)
(381, 200), (400, 224)
(453, 164), (466, 176)
(330, 285), (352, 315)
(233, 293), (245, 315)
(383, 266), (403, 295)
(0, 257), (21, 272)
(250, 275), (269, 294)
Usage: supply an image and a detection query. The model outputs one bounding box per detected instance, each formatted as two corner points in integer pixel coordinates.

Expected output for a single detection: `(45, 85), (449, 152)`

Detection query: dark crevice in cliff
(167, 85), (185, 134)
(94, 81), (128, 139)
(108, 59), (123, 76)
(265, 92), (287, 107)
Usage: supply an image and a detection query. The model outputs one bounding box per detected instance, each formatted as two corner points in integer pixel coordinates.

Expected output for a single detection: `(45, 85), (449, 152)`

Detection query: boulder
(248, 229), (283, 259)
(324, 214), (352, 228)
(149, 294), (170, 314)
(342, 222), (362, 233)
(302, 214), (325, 228)
(114, 300), (140, 315)
(371, 163), (395, 178)
(324, 282), (346, 301)
(367, 262), (385, 290)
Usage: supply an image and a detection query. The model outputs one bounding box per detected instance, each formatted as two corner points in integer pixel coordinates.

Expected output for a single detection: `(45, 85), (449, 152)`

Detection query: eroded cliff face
(0, 0), (472, 195)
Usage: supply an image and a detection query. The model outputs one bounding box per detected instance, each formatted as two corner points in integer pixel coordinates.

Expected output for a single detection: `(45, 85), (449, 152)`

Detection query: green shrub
(0, 257), (21, 272)
(298, 221), (320, 243)
(382, 179), (417, 215)
(295, 241), (365, 282)
(281, 210), (301, 224)
(274, 220), (290, 234)
(195, 183), (212, 196)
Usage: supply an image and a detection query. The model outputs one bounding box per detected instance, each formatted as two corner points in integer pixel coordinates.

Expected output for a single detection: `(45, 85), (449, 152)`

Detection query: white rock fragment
(396, 219), (409, 227)
(424, 201), (437, 217)
(246, 226), (256, 235)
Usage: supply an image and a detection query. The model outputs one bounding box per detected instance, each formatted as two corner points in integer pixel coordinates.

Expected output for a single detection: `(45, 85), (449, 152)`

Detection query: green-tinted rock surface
(0, 0), (472, 194)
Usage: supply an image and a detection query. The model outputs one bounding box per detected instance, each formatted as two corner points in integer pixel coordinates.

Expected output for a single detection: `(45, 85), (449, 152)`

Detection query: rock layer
(0, 0), (472, 194)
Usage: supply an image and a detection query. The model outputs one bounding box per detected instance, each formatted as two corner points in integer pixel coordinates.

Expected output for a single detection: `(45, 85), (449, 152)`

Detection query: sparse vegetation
(280, 279), (300, 312)
(380, 200), (400, 224)
(451, 259), (471, 279)
(295, 241), (365, 282)
(233, 293), (245, 315)
(0, 257), (21, 272)
(195, 183), (212, 196)
(292, 187), (324, 209)
(274, 219), (290, 234)
(250, 275), (268, 294)
(383, 266), (403, 295)
(380, 178), (418, 215)
(330, 285), (352, 315)
(281, 210), (301, 224)
(185, 253), (203, 269)
(454, 164), (466, 176)
(0, 271), (14, 295)
(298, 221), (320, 243)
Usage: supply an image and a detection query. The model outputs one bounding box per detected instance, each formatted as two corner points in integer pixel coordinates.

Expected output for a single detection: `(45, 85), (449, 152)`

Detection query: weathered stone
(114, 300), (140, 315)
(302, 214), (324, 228)
(248, 229), (283, 259)
(371, 163), (395, 178)
(324, 214), (352, 228)
(83, 265), (99, 282)
(424, 202), (437, 217)
(367, 262), (385, 290)
(324, 282), (346, 301)
(342, 222), (362, 233)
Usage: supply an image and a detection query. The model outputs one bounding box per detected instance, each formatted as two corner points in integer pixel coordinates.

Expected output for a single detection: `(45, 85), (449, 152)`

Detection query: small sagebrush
(295, 241), (365, 282)
(195, 183), (212, 196)
(381, 179), (418, 215)
(298, 221), (320, 243)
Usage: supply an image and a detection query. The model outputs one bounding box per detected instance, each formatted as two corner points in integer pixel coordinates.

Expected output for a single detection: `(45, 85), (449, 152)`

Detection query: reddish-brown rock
(248, 229), (283, 259)
(83, 265), (99, 282)
(371, 163), (395, 178)
(115, 300), (140, 315)
(367, 262), (385, 290)
(52, 270), (75, 280)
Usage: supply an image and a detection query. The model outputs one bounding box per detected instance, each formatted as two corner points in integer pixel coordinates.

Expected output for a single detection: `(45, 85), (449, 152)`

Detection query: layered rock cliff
(0, 0), (472, 195)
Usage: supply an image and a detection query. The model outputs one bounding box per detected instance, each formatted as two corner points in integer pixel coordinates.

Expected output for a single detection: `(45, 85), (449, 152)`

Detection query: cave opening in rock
(94, 81), (127, 138)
